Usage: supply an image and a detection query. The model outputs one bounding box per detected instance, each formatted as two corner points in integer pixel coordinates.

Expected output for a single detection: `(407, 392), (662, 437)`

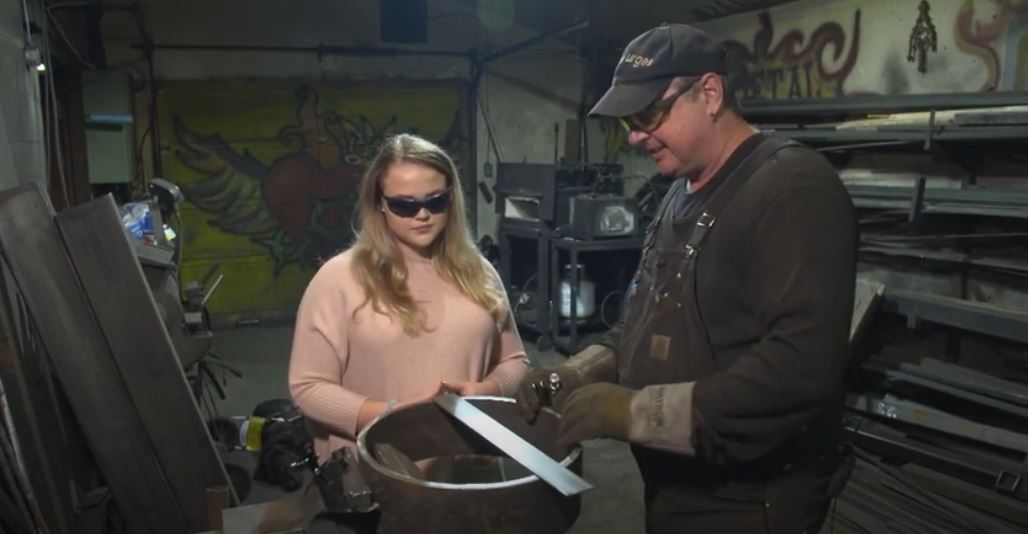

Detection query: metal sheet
(433, 394), (593, 496)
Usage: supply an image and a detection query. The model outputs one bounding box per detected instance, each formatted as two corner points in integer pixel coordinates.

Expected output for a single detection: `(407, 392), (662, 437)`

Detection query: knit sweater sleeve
(482, 260), (529, 395)
(288, 257), (368, 439)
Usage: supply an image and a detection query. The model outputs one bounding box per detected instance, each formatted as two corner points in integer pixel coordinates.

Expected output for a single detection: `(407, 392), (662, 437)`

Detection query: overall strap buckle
(684, 211), (717, 259)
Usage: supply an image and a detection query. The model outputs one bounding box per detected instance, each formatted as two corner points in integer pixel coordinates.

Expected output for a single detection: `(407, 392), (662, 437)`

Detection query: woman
(288, 133), (528, 464)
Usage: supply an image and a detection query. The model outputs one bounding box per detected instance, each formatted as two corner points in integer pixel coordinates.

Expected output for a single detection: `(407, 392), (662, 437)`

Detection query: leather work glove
(515, 366), (584, 423)
(557, 383), (636, 449)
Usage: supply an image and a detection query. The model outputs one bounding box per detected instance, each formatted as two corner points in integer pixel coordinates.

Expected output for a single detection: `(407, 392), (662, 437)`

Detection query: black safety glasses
(618, 77), (700, 134)
(382, 189), (451, 218)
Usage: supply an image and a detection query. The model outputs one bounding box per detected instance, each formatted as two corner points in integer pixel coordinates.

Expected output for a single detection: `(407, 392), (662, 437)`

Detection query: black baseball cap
(589, 23), (727, 118)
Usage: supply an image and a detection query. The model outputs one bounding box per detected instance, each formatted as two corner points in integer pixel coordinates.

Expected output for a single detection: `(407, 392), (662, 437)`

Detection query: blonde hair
(350, 134), (505, 335)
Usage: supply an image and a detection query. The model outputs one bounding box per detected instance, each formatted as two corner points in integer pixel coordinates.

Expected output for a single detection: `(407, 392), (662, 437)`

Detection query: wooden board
(0, 183), (186, 534)
(56, 194), (236, 529)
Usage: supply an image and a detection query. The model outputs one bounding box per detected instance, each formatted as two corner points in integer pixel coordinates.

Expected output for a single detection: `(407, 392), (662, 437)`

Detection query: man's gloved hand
(515, 366), (584, 423)
(557, 383), (636, 449)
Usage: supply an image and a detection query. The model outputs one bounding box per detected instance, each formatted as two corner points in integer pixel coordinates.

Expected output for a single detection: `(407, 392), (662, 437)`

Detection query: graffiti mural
(161, 82), (467, 321)
(723, 10), (862, 99)
(956, 0), (1028, 91)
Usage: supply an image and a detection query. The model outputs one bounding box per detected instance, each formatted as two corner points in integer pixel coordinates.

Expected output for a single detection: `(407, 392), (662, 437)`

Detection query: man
(517, 23), (857, 533)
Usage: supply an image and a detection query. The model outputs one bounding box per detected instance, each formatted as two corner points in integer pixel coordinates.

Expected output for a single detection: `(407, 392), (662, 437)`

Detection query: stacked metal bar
(829, 357), (1028, 533)
(825, 454), (1028, 534)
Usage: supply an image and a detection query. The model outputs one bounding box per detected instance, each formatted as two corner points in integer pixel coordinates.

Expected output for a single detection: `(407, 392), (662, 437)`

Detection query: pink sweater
(288, 249), (529, 460)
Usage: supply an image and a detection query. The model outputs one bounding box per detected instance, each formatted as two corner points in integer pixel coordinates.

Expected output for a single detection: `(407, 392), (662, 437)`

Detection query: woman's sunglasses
(382, 189), (451, 218)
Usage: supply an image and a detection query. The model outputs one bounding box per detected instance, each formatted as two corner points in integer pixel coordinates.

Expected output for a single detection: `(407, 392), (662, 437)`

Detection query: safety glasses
(382, 189), (451, 218)
(618, 77), (700, 134)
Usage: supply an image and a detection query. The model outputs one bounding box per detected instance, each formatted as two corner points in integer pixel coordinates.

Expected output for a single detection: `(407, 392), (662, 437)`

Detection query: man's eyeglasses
(618, 78), (699, 134)
(382, 189), (451, 218)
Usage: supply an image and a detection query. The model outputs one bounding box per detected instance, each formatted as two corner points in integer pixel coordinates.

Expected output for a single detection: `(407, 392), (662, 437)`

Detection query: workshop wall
(0, 0), (45, 192)
(100, 0), (587, 324)
(701, 0), (1028, 97)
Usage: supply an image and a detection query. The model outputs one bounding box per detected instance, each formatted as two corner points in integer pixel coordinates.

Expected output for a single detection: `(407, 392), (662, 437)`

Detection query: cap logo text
(623, 54), (655, 68)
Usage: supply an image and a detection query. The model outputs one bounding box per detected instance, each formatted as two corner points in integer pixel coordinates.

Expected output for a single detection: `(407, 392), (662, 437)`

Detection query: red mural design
(723, 10), (861, 99)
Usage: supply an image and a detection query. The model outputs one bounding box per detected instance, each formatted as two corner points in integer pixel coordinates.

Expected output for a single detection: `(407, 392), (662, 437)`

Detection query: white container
(559, 264), (596, 320)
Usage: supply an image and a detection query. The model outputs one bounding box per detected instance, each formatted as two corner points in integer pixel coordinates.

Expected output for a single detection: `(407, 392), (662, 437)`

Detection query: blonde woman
(288, 134), (528, 463)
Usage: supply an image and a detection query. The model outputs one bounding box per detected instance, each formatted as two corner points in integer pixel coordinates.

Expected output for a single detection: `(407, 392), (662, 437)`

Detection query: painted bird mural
(173, 85), (466, 275)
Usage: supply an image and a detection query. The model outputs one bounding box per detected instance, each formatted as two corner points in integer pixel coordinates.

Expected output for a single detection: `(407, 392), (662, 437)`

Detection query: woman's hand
(440, 379), (500, 397)
(357, 382), (450, 431)
(395, 381), (450, 410)
(357, 380), (499, 432)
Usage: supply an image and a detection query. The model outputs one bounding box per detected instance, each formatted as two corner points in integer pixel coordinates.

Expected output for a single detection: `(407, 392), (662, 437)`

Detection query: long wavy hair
(350, 134), (504, 335)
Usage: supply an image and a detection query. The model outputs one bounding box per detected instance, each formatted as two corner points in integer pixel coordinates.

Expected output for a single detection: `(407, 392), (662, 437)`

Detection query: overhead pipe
(475, 18), (589, 67)
(133, 42), (473, 59)
(135, 19), (589, 65)
(127, 3), (163, 180)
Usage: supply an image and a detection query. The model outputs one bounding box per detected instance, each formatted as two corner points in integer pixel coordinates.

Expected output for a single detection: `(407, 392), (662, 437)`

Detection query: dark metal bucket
(357, 396), (583, 534)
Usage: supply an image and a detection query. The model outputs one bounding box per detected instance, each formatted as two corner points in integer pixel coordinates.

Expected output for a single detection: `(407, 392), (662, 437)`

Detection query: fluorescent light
(36, 63), (46, 72)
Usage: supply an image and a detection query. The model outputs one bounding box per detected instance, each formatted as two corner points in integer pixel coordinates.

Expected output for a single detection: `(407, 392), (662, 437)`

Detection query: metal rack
(769, 124), (1028, 147)
(497, 219), (554, 344)
(741, 91), (1028, 119)
(748, 94), (1028, 530)
(547, 236), (643, 354)
(882, 289), (1028, 346)
(745, 91), (1028, 155)
(847, 183), (1028, 220)
(748, 95), (1028, 343)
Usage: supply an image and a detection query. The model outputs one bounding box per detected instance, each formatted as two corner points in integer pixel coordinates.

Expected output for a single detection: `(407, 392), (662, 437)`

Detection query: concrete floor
(206, 324), (645, 533)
